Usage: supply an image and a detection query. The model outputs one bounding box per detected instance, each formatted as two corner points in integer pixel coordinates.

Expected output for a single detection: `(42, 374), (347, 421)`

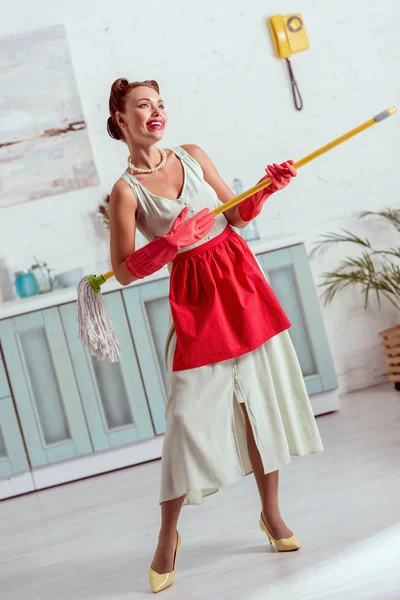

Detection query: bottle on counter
(233, 178), (260, 243)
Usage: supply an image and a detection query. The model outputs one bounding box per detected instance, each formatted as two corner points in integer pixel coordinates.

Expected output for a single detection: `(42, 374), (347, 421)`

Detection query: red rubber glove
(125, 207), (215, 279)
(238, 160), (297, 222)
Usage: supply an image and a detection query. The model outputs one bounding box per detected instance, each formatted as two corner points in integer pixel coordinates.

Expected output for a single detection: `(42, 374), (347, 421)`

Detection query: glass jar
(14, 270), (38, 298)
(31, 263), (53, 293)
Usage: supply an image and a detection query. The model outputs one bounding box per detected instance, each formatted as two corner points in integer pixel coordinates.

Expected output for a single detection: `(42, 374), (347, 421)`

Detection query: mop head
(76, 276), (120, 362)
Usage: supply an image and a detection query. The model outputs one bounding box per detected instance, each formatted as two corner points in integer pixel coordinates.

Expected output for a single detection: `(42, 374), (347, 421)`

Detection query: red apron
(169, 225), (291, 371)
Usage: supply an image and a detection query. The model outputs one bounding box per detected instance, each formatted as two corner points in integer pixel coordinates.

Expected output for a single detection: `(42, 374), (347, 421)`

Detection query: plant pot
(379, 324), (400, 385)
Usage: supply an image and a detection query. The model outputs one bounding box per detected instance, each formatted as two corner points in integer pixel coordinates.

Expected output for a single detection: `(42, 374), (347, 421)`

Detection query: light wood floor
(1, 383), (399, 599)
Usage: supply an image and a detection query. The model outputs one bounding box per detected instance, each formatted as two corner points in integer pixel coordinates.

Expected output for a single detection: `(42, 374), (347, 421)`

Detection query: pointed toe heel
(259, 513), (301, 552)
(149, 532), (181, 593)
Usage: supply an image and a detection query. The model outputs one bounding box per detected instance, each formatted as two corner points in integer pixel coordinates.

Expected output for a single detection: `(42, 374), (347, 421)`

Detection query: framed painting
(0, 25), (98, 208)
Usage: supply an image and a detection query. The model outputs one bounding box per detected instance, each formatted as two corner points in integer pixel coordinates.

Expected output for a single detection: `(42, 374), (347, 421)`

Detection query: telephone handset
(267, 14), (308, 110)
(268, 14), (309, 59)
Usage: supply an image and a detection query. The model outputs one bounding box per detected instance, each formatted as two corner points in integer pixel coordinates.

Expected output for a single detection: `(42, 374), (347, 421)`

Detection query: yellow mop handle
(213, 105), (398, 216)
(102, 270), (115, 281)
(98, 106), (398, 283)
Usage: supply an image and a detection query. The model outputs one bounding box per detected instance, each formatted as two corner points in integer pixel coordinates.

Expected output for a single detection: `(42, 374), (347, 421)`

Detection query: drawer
(0, 360), (11, 399)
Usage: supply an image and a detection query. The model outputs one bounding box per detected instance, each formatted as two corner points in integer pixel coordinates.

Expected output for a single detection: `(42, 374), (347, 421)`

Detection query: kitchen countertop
(0, 234), (303, 320)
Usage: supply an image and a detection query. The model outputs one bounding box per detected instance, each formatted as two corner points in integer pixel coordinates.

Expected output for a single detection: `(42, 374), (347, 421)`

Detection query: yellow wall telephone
(268, 14), (309, 59)
(267, 14), (308, 110)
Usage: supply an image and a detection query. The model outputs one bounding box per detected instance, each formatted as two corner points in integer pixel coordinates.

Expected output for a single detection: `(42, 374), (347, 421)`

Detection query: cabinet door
(123, 279), (170, 435)
(0, 395), (30, 477)
(0, 357), (11, 398)
(0, 309), (92, 467)
(59, 292), (154, 451)
(258, 244), (337, 395)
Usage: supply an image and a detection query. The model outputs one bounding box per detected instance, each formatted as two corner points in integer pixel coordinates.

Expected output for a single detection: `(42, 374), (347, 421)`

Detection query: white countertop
(0, 234), (303, 320)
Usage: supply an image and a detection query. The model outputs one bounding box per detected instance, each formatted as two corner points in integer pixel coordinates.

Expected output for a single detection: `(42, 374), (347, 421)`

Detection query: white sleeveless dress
(120, 146), (324, 505)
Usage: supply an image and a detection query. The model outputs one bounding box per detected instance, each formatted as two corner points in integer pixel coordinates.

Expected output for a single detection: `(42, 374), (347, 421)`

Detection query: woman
(107, 78), (324, 593)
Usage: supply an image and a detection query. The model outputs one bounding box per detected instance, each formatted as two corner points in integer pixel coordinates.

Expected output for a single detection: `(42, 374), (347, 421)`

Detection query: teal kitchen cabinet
(258, 244), (337, 395)
(59, 291), (155, 450)
(0, 359), (30, 477)
(0, 308), (92, 467)
(122, 278), (170, 435)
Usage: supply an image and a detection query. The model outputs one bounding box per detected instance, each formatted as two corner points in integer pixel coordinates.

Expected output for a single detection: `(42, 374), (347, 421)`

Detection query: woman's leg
(151, 494), (186, 574)
(240, 404), (293, 539)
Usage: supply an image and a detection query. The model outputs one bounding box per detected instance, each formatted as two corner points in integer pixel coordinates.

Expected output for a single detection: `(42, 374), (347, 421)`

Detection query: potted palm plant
(310, 209), (400, 389)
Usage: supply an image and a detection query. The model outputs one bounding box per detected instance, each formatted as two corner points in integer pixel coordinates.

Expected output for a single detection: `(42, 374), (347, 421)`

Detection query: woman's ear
(115, 111), (126, 129)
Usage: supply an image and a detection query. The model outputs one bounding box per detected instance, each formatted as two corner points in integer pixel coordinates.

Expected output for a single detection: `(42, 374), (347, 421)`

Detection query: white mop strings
(76, 277), (120, 362)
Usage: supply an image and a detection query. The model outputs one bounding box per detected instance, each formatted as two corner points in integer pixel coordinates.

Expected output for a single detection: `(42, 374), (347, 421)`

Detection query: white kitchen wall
(1, 0), (399, 393)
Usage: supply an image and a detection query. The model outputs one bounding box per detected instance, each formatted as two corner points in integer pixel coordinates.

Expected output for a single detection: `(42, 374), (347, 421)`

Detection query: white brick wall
(1, 0), (399, 392)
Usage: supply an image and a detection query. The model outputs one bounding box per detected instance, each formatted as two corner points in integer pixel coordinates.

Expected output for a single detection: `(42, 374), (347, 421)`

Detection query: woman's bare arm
(182, 144), (248, 229)
(109, 179), (139, 285)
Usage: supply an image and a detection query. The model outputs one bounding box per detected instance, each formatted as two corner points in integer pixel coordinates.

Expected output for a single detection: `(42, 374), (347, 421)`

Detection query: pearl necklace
(127, 148), (167, 174)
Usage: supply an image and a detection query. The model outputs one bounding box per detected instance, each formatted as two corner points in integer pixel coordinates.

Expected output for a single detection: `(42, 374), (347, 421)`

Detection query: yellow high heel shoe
(259, 513), (301, 551)
(149, 531), (181, 594)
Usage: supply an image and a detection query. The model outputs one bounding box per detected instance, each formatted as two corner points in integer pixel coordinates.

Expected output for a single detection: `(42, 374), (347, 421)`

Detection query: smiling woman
(105, 76), (323, 594)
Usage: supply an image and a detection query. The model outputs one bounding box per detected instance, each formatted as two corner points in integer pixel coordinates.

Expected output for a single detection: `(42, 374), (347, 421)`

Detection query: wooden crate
(379, 324), (400, 382)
